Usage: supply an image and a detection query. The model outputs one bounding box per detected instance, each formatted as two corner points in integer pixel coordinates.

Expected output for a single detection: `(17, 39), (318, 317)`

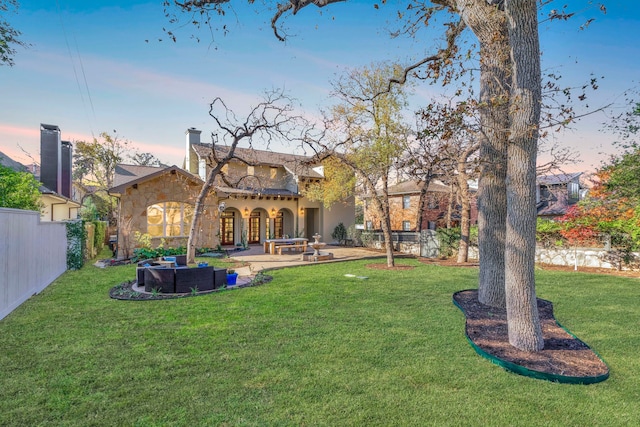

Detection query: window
(403, 195), (410, 209)
(366, 220), (373, 230)
(247, 165), (255, 176)
(274, 211), (284, 238)
(249, 211), (260, 243)
(147, 202), (193, 237)
(219, 211), (234, 245)
(402, 220), (411, 231)
(270, 167), (278, 180)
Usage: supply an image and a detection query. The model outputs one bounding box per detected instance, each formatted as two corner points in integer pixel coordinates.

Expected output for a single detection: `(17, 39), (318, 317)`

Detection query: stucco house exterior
(109, 128), (355, 258)
(363, 179), (478, 231)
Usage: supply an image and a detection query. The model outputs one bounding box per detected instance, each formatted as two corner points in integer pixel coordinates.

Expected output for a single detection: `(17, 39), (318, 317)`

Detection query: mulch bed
(454, 289), (609, 381)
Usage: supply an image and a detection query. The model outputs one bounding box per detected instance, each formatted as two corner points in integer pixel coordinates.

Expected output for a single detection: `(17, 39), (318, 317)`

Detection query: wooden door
(220, 211), (234, 245)
(249, 212), (260, 244)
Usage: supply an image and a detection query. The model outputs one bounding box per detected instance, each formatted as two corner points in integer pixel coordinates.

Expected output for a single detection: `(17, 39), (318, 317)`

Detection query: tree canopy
(311, 62), (412, 267)
(0, 0), (28, 66)
(0, 162), (42, 211)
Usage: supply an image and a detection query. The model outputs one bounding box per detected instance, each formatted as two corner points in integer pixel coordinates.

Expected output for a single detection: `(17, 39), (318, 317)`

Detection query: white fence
(0, 208), (68, 321)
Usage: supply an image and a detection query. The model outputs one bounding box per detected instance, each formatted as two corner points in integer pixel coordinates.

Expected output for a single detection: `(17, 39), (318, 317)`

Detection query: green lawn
(1, 256), (638, 426)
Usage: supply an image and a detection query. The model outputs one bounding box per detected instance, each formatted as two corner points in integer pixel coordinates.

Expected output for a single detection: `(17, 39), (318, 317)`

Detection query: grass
(1, 255), (639, 426)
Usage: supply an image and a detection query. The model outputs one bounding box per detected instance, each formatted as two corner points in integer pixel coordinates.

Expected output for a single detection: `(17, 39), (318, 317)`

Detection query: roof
(537, 172), (582, 186)
(0, 151), (28, 172)
(191, 143), (324, 179)
(39, 184), (81, 207)
(111, 164), (167, 188)
(386, 180), (451, 195)
(110, 164), (203, 195)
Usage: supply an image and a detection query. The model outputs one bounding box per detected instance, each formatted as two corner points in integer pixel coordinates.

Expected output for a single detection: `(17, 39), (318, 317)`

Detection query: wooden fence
(0, 208), (68, 321)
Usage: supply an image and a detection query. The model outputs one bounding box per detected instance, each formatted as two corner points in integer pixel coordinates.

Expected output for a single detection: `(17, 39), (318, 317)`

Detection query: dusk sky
(1, 1), (637, 174)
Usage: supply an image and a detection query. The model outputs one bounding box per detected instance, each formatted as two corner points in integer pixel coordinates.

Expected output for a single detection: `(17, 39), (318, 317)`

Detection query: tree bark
(416, 176), (432, 231)
(457, 0), (510, 308)
(456, 142), (478, 263)
(504, 0), (544, 351)
(186, 163), (223, 264)
(380, 174), (395, 267)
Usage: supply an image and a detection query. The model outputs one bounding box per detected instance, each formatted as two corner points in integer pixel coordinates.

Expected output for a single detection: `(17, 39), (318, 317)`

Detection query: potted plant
(226, 269), (238, 286)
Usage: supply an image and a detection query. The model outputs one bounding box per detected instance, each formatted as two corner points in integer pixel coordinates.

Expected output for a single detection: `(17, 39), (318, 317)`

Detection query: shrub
(332, 222), (347, 241)
(66, 219), (85, 270)
(437, 227), (460, 258)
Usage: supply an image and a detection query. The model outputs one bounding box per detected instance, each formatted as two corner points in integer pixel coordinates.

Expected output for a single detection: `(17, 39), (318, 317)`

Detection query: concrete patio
(228, 244), (384, 279)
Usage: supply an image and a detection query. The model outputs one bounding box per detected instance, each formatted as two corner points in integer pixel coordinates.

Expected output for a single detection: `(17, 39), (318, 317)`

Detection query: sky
(1, 1), (638, 174)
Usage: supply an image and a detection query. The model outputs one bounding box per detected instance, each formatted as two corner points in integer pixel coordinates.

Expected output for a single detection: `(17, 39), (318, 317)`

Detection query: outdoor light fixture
(300, 207), (305, 215)
(271, 208), (276, 217)
(244, 207), (249, 217)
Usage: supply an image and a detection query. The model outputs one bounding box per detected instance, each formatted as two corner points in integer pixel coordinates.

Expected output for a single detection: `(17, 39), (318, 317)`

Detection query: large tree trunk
(458, 1), (510, 308)
(504, 0), (544, 351)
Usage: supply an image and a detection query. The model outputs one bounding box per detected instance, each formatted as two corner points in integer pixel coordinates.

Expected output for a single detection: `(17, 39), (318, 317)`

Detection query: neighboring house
(109, 128), (355, 258)
(0, 148), (80, 222)
(536, 172), (584, 219)
(38, 184), (81, 222)
(363, 179), (478, 231)
(38, 124), (80, 221)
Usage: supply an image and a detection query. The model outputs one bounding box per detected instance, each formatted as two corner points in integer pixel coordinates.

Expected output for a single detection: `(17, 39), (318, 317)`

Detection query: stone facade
(116, 170), (218, 259)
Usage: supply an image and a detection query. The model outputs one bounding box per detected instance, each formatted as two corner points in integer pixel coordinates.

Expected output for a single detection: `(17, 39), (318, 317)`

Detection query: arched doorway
(274, 208), (295, 238)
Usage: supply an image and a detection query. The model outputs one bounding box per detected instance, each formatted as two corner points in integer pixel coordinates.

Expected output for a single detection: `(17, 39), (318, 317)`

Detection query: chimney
(185, 127), (201, 174)
(40, 124), (73, 198)
(61, 140), (72, 198)
(40, 124), (62, 193)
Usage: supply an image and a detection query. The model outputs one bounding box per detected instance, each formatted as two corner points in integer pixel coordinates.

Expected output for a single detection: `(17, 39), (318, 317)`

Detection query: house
(38, 124), (81, 221)
(109, 128), (355, 258)
(363, 179), (478, 231)
(0, 125), (80, 222)
(536, 172), (584, 219)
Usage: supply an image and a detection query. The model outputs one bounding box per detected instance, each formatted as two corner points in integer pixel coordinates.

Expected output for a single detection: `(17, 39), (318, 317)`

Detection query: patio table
(263, 238), (308, 254)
